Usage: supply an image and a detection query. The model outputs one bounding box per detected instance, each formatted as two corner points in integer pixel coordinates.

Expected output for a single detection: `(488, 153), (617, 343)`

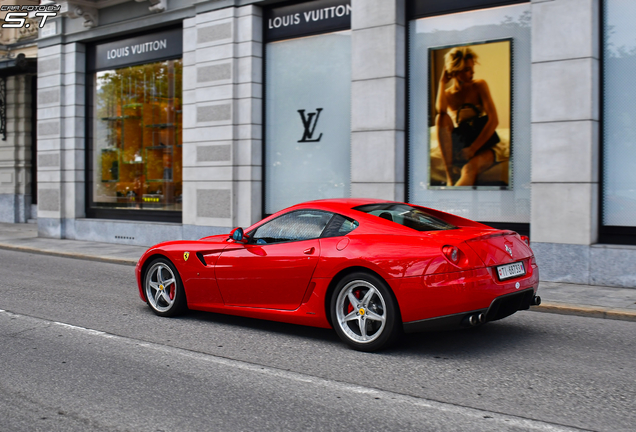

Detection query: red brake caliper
(347, 289), (361, 314)
(169, 284), (175, 300)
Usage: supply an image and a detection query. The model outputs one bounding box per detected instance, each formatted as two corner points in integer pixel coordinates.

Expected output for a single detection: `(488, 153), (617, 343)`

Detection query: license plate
(497, 261), (525, 280)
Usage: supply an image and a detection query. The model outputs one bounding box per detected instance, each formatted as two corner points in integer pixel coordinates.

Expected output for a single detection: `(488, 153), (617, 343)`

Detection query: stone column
(182, 4), (262, 238)
(530, 0), (600, 282)
(0, 74), (34, 223)
(37, 43), (86, 238)
(350, 0), (405, 201)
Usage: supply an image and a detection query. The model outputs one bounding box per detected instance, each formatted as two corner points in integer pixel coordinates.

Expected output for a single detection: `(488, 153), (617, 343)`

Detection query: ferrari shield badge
(505, 244), (513, 257)
(184, 252), (190, 262)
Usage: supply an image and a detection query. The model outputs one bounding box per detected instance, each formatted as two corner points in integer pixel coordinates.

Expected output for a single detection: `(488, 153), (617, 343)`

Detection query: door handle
(303, 247), (315, 255)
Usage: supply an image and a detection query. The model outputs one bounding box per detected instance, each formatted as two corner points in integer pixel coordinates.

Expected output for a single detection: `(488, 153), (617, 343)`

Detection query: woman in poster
(435, 46), (502, 186)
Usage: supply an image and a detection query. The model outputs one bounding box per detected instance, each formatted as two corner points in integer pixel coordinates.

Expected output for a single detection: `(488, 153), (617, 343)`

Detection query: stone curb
(532, 302), (636, 322)
(0, 243), (138, 266)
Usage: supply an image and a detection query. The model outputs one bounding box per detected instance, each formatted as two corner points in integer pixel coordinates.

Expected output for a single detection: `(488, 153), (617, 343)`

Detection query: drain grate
(115, 235), (135, 240)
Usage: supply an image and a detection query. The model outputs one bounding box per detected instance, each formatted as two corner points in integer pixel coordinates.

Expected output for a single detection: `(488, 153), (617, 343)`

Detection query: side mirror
(229, 227), (247, 243)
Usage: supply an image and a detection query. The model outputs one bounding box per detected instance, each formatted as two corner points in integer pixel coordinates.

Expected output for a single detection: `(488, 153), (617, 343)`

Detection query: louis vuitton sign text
(89, 28), (183, 71)
(265, 0), (351, 42)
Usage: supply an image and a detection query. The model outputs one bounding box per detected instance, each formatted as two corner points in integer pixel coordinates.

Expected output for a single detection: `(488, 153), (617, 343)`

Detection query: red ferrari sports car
(136, 199), (540, 351)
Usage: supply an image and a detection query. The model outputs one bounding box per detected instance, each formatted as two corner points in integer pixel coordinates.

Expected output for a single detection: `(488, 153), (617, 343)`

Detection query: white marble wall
(37, 43), (86, 238)
(350, 0), (405, 201)
(182, 5), (263, 230)
(530, 0), (600, 245)
(0, 74), (34, 223)
(529, 0), (609, 285)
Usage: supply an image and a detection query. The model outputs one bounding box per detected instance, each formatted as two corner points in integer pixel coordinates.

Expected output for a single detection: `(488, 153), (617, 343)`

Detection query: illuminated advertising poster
(428, 40), (511, 188)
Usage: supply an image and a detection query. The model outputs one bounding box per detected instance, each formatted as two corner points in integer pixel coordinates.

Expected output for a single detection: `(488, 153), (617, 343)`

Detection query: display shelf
(144, 123), (175, 128)
(100, 115), (141, 121)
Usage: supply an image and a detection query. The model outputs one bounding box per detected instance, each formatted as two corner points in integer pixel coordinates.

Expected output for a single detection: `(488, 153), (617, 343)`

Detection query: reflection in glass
(603, 0), (636, 226)
(265, 31), (351, 214)
(92, 59), (182, 211)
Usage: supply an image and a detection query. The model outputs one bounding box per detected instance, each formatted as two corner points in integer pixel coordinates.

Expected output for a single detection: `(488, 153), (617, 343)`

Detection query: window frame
(85, 27), (183, 223)
(405, 0), (531, 236)
(598, 0), (636, 245)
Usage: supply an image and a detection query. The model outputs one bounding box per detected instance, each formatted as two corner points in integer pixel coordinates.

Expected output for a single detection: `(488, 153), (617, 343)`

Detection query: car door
(215, 210), (333, 310)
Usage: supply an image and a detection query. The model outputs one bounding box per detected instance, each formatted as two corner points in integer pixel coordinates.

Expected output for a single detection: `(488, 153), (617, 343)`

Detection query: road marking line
(0, 309), (588, 432)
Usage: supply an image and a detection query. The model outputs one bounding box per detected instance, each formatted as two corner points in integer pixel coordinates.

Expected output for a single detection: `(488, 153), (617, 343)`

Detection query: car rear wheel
(144, 258), (187, 317)
(331, 272), (400, 352)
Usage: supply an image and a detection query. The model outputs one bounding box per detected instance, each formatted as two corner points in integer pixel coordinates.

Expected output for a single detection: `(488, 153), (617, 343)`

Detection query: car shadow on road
(175, 309), (341, 344)
(390, 314), (544, 357)
(154, 306), (543, 356)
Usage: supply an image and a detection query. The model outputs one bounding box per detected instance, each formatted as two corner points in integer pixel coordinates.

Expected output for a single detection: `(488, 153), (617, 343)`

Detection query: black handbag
(451, 103), (499, 161)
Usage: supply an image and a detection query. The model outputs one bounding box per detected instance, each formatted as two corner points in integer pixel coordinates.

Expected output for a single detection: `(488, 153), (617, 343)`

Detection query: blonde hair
(444, 46), (478, 75)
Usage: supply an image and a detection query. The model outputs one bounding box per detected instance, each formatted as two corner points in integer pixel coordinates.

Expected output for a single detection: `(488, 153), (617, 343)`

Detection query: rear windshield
(354, 203), (455, 232)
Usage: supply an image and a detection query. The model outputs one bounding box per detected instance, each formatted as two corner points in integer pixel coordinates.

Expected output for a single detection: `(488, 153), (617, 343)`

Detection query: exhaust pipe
(462, 313), (486, 327)
(531, 295), (542, 306)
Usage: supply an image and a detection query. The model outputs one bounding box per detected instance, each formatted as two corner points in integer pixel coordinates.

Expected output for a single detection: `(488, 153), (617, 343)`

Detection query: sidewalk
(1, 222), (635, 322)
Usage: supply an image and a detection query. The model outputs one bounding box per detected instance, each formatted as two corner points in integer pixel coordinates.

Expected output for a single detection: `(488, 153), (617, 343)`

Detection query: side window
(250, 210), (333, 244)
(321, 214), (359, 238)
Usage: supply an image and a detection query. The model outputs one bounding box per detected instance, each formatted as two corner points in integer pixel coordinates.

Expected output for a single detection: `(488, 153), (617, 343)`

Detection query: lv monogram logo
(297, 108), (323, 142)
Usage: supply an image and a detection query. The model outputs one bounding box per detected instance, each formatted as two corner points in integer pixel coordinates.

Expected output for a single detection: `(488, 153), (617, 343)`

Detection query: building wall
(36, 43), (86, 238)
(181, 5), (263, 235)
(350, 0), (405, 201)
(0, 75), (34, 223)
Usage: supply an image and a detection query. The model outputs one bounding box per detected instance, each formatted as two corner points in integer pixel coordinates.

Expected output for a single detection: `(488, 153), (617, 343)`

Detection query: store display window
(264, 0), (351, 215)
(601, 0), (636, 243)
(408, 1), (531, 225)
(87, 29), (182, 220)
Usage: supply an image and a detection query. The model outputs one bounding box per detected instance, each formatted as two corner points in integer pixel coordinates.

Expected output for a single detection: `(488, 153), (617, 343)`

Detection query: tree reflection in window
(93, 59), (182, 211)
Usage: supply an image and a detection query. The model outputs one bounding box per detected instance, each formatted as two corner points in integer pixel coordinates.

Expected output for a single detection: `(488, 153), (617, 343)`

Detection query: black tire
(330, 272), (400, 352)
(143, 257), (187, 317)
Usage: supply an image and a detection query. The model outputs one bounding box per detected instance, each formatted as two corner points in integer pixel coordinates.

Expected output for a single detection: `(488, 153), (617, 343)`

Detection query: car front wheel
(331, 272), (400, 352)
(144, 258), (187, 317)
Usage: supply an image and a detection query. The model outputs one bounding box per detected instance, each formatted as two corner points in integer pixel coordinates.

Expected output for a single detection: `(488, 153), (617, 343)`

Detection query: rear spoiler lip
(464, 230), (518, 243)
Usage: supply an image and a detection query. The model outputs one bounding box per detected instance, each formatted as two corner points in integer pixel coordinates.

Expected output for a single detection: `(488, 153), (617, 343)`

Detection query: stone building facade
(0, 0), (39, 223)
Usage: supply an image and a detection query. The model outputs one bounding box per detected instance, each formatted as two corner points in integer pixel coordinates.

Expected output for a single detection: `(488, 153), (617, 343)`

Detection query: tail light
(442, 245), (460, 265)
(520, 235), (530, 246)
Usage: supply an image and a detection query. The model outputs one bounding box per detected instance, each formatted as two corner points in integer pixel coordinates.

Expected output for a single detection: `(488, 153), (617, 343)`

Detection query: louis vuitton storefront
(264, 1), (352, 214)
(33, 0), (636, 287)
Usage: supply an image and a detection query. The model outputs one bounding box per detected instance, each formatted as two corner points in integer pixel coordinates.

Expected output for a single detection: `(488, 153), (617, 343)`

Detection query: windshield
(354, 203), (455, 232)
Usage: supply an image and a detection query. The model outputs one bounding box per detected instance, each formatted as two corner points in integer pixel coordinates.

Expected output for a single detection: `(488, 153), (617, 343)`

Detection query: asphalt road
(0, 249), (634, 432)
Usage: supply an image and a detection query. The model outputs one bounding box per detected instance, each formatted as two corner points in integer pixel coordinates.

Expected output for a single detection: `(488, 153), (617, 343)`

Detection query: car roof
(287, 198), (395, 213)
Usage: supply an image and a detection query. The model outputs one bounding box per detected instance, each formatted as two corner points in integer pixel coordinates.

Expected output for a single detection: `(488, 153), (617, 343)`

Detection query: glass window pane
(265, 31), (351, 214)
(603, 0), (636, 226)
(92, 59), (182, 211)
(321, 214), (359, 237)
(354, 203), (455, 232)
(408, 4), (531, 223)
(252, 210), (333, 243)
